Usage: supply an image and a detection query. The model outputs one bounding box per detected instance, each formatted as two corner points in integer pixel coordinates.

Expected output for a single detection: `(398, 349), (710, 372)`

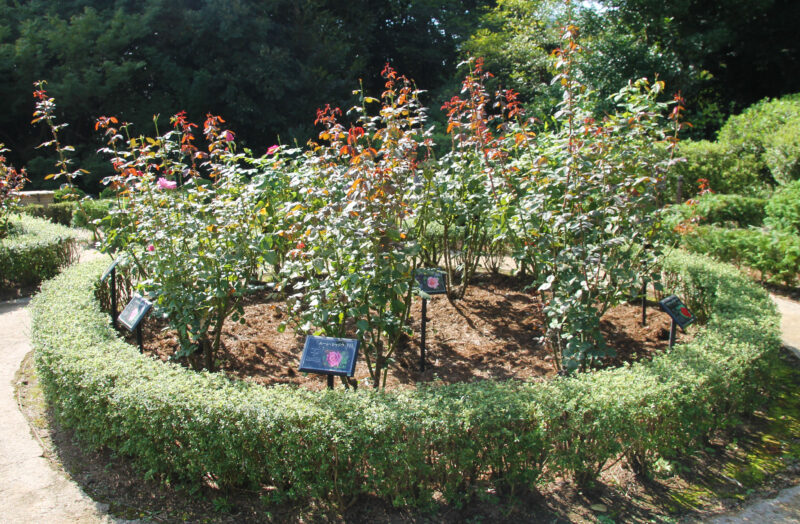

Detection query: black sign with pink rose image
(414, 269), (447, 295)
(658, 294), (696, 330)
(299, 336), (360, 377)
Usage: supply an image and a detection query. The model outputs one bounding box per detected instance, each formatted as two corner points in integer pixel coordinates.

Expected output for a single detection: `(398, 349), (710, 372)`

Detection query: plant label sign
(118, 294), (152, 332)
(659, 294), (695, 330)
(415, 269), (447, 295)
(299, 336), (359, 377)
(100, 258), (121, 282)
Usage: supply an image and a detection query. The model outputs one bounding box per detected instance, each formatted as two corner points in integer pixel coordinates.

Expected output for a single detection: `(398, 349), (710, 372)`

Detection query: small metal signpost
(658, 294), (695, 350)
(414, 269), (447, 372)
(299, 335), (360, 390)
(101, 258), (121, 329)
(118, 294), (153, 352)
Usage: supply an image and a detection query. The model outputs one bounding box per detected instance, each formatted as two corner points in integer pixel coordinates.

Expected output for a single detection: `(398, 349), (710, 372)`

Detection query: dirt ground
(131, 273), (680, 390)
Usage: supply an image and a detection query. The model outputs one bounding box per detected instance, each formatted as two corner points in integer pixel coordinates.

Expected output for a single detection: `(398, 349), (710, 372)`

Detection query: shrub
(680, 225), (800, 286)
(19, 202), (76, 226)
(669, 140), (766, 198)
(70, 199), (112, 229)
(0, 214), (83, 288)
(764, 114), (800, 184)
(0, 144), (27, 238)
(31, 250), (780, 504)
(765, 180), (800, 235)
(717, 93), (800, 186)
(664, 193), (766, 229)
(53, 186), (86, 202)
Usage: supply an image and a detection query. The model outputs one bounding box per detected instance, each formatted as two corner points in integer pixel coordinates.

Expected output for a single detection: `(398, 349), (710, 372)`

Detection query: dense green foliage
(20, 199), (112, 229)
(670, 140), (766, 197)
(664, 193), (767, 229)
(31, 250), (780, 505)
(0, 214), (82, 287)
(679, 226), (800, 286)
(717, 94), (800, 185)
(765, 180), (800, 235)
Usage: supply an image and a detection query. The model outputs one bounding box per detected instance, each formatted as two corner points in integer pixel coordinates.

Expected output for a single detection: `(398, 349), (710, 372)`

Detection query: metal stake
(641, 280), (647, 326)
(668, 319), (677, 350)
(327, 374), (334, 390)
(420, 297), (427, 372)
(110, 266), (117, 329)
(136, 322), (144, 353)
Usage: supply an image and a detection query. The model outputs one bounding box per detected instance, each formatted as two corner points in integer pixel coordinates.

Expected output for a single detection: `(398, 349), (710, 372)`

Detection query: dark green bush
(669, 140), (766, 198)
(717, 93), (800, 185)
(30, 250), (779, 505)
(680, 225), (800, 286)
(664, 193), (766, 229)
(765, 180), (800, 235)
(0, 214), (83, 288)
(19, 202), (76, 226)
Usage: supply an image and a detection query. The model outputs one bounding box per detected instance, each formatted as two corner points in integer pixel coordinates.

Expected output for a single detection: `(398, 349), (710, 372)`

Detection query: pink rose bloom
(157, 178), (177, 190)
(326, 351), (342, 368)
(147, 244), (155, 252)
(266, 145), (280, 156)
(427, 276), (439, 289)
(223, 130), (235, 142)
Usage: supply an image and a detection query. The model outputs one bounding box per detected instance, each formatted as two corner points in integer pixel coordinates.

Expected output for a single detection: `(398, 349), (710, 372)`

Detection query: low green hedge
(31, 251), (780, 506)
(20, 199), (113, 229)
(664, 193), (767, 229)
(0, 214), (83, 288)
(680, 225), (800, 286)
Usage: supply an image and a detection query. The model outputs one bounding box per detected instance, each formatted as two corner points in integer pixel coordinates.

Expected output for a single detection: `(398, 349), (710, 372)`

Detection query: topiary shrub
(0, 214), (83, 288)
(765, 180), (800, 235)
(717, 93), (800, 186)
(30, 250), (780, 505)
(669, 140), (766, 198)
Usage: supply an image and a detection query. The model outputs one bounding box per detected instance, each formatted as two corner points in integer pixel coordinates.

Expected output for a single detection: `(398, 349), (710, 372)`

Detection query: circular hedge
(30, 250), (781, 506)
(0, 214), (83, 289)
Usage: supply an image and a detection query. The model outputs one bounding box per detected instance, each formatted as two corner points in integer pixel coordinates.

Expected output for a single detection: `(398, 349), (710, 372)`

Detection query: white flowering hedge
(31, 250), (780, 506)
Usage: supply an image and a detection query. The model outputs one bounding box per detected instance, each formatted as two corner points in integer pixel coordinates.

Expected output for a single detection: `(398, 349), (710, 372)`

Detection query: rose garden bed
(31, 250), (781, 507)
(132, 272), (679, 390)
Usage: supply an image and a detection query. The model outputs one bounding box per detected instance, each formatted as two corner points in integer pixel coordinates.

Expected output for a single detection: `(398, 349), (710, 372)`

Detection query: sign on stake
(118, 294), (153, 352)
(659, 294), (695, 349)
(414, 269), (447, 372)
(299, 336), (360, 390)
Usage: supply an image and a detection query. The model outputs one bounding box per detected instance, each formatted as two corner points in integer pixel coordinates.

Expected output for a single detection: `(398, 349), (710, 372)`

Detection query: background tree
(0, 0), (492, 191)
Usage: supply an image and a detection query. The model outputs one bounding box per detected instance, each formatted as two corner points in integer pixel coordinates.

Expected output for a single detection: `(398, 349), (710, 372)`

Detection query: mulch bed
(129, 273), (681, 390)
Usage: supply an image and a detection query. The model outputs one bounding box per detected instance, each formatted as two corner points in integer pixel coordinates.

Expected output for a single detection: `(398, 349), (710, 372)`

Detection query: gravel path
(0, 297), (120, 523)
(0, 254), (799, 522)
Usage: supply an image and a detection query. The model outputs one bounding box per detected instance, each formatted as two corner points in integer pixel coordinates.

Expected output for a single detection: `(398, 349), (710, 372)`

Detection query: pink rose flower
(427, 276), (439, 289)
(223, 130), (235, 142)
(147, 244), (155, 252)
(266, 145), (280, 156)
(157, 178), (177, 190)
(326, 351), (342, 368)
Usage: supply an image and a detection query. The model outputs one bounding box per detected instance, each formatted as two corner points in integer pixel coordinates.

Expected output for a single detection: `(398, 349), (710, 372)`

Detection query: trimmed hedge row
(680, 226), (800, 286)
(31, 251), (780, 506)
(20, 199), (113, 229)
(664, 193), (767, 229)
(0, 214), (83, 288)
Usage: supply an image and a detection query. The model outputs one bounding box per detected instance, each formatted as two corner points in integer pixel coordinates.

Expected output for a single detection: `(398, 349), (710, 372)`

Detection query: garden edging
(30, 250), (781, 506)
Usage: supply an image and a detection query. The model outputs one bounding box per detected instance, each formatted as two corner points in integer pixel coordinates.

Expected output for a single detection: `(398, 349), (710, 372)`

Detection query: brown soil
(129, 273), (681, 390)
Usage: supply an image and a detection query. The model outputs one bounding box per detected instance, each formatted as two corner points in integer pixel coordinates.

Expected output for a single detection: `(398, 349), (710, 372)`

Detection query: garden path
(0, 251), (798, 523)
